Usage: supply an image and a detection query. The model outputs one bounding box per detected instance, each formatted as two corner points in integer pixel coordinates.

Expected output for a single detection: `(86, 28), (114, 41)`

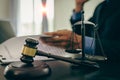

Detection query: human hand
(40, 29), (82, 49)
(75, 0), (89, 12)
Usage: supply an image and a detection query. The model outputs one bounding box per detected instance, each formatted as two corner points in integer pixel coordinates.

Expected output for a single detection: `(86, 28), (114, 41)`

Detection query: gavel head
(20, 38), (39, 64)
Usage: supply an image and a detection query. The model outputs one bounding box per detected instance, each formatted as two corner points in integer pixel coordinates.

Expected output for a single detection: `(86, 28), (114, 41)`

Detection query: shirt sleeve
(70, 11), (82, 25)
(85, 36), (95, 55)
(71, 11), (95, 55)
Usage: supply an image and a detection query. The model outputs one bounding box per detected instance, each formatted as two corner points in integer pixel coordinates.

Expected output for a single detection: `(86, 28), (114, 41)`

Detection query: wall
(0, 0), (10, 20)
(54, 0), (104, 31)
(0, 0), (104, 32)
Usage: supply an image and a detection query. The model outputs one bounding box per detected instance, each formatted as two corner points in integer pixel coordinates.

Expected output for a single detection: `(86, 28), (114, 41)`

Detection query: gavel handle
(36, 50), (100, 69)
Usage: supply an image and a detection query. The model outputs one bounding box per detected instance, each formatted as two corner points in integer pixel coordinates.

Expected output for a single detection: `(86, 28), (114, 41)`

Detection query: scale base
(65, 49), (81, 53)
(71, 60), (100, 70)
(4, 61), (51, 80)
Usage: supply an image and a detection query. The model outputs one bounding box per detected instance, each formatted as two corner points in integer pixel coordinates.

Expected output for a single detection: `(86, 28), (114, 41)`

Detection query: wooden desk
(0, 60), (120, 80)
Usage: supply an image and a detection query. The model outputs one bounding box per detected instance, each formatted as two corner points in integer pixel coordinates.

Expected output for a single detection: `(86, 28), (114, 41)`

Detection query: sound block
(4, 61), (51, 80)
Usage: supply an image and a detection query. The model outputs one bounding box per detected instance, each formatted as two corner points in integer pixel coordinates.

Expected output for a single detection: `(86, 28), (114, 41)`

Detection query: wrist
(75, 5), (83, 13)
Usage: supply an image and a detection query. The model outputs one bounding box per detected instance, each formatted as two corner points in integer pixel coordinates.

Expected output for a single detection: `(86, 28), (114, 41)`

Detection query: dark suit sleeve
(70, 2), (120, 62)
(95, 10), (120, 62)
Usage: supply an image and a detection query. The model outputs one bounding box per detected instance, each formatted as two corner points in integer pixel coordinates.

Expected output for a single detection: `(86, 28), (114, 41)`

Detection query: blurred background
(0, 0), (103, 36)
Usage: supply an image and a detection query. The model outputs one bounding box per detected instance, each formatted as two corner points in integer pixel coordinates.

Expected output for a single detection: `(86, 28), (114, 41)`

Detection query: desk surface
(0, 60), (120, 80)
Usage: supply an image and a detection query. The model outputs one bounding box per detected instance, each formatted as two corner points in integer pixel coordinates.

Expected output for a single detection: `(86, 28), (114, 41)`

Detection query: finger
(39, 37), (52, 43)
(39, 38), (48, 44)
(40, 37), (70, 49)
(44, 32), (63, 36)
(43, 36), (70, 43)
(46, 41), (69, 48)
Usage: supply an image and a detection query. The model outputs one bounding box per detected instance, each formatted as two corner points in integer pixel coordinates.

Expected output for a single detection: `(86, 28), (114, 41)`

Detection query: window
(18, 0), (54, 36)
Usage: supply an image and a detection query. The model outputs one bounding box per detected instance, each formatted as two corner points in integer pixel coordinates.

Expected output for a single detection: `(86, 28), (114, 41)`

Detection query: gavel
(4, 38), (99, 80)
(20, 38), (99, 68)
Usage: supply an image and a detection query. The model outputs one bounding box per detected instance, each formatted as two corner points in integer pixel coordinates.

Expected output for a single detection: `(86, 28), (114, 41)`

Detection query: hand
(75, 0), (89, 12)
(40, 29), (82, 49)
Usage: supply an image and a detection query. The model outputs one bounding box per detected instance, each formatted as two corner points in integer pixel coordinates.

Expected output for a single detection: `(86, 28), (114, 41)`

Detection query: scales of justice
(4, 10), (107, 80)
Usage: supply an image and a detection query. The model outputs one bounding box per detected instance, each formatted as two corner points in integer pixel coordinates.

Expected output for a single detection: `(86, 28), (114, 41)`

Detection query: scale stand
(65, 26), (81, 53)
(81, 10), (86, 60)
(66, 10), (100, 69)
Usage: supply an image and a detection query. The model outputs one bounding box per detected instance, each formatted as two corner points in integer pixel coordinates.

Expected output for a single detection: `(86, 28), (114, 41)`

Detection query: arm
(40, 30), (95, 55)
(70, 0), (89, 25)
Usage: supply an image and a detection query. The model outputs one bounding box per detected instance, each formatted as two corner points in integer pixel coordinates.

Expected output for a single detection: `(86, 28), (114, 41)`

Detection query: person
(40, 0), (120, 62)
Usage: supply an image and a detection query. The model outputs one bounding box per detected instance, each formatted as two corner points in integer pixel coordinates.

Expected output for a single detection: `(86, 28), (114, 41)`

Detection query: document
(0, 35), (80, 64)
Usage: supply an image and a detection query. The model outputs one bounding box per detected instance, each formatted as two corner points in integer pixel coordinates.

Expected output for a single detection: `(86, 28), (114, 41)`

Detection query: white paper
(0, 35), (78, 64)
